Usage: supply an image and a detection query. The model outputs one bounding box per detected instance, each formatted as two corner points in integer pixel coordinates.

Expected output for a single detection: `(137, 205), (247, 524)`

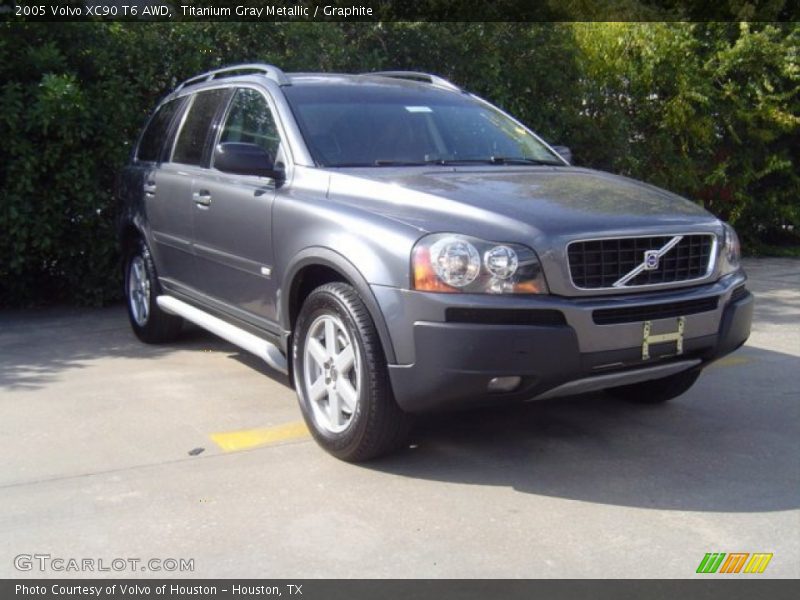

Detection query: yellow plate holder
(642, 317), (685, 360)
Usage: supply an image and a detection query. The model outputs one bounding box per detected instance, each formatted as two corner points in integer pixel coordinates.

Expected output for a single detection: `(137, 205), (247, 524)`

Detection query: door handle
(143, 181), (157, 195)
(193, 190), (211, 207)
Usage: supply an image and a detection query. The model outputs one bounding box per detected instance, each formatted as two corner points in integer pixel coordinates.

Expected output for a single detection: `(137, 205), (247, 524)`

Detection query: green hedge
(1, 22), (797, 306)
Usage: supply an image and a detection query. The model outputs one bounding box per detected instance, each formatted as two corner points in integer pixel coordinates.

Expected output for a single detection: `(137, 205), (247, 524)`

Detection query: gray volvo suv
(118, 64), (753, 461)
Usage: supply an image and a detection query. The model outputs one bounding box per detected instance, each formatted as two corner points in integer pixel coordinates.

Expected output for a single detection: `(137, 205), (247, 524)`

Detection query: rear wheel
(293, 282), (412, 461)
(124, 239), (183, 344)
(605, 366), (702, 404)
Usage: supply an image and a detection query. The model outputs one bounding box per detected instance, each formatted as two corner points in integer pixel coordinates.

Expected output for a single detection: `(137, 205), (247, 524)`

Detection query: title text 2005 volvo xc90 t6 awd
(118, 64), (753, 461)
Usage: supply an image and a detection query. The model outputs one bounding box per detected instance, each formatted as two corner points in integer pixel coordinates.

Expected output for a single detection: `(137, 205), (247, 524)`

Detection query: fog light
(487, 376), (522, 393)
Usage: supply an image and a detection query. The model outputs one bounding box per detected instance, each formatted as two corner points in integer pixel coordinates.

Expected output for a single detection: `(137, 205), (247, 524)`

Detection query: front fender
(279, 247), (398, 365)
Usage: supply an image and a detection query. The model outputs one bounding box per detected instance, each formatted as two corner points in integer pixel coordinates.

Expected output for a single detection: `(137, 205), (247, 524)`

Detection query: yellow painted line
(708, 356), (752, 369)
(211, 421), (310, 452)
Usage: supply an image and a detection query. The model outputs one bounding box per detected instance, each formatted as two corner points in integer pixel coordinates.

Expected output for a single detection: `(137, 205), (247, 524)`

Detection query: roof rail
(175, 63), (290, 91)
(365, 71), (461, 92)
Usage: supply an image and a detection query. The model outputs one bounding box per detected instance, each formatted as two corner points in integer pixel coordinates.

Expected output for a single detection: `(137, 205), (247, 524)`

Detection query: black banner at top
(2, 0), (799, 22)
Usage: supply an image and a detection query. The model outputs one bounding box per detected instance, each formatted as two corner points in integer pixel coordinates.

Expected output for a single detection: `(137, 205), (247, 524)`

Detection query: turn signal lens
(413, 246), (458, 293)
(509, 280), (542, 294)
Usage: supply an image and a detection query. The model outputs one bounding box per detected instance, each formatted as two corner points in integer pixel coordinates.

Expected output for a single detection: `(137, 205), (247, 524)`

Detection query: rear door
(189, 87), (286, 323)
(136, 96), (193, 283)
(159, 87), (232, 291)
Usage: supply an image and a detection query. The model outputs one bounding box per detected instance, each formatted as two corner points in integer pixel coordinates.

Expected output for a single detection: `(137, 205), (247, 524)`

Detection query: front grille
(568, 234), (714, 289)
(592, 296), (719, 325)
(445, 308), (567, 326)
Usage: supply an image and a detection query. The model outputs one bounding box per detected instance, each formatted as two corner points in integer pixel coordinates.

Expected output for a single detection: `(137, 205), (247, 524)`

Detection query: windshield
(284, 83), (563, 167)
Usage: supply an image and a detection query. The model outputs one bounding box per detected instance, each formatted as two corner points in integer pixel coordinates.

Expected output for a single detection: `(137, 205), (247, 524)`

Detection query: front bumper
(373, 273), (753, 413)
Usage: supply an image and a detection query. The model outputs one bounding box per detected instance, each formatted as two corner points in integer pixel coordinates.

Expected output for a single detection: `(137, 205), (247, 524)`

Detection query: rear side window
(172, 89), (229, 167)
(136, 98), (182, 162)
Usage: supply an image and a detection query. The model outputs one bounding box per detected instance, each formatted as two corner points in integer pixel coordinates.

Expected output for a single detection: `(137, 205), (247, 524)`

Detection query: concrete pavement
(0, 258), (797, 578)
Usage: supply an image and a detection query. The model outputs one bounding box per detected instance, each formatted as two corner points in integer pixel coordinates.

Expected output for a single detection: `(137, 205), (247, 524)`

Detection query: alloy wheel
(128, 255), (151, 326)
(302, 314), (362, 433)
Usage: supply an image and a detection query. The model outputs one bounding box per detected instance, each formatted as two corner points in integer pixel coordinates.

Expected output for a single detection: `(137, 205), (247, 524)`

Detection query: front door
(190, 87), (285, 323)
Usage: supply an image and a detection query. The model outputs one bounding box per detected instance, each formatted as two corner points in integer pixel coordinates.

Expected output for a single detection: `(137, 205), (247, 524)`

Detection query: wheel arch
(119, 223), (144, 256)
(280, 248), (398, 365)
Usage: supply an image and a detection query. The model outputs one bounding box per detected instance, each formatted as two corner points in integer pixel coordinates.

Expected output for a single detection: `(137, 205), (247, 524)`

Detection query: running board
(156, 295), (288, 375)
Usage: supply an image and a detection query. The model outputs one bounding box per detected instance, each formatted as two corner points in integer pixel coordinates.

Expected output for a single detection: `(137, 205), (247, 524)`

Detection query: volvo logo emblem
(611, 235), (683, 287)
(643, 250), (660, 271)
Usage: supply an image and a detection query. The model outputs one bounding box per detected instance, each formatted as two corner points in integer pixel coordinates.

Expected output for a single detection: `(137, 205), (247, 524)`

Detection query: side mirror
(213, 142), (284, 180)
(551, 145), (572, 165)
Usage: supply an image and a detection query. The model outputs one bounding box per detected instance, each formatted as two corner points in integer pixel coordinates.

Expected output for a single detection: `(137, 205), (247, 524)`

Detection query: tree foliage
(0, 22), (797, 306)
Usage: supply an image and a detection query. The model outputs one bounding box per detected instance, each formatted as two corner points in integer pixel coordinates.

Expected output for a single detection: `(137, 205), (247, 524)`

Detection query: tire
(605, 366), (702, 404)
(292, 282), (412, 461)
(124, 239), (183, 344)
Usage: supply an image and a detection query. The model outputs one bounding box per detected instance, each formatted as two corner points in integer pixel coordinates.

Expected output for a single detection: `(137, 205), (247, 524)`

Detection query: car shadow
(368, 344), (799, 513)
(137, 311), (798, 515)
(226, 347), (292, 387)
(0, 304), (283, 391)
(4, 295), (796, 515)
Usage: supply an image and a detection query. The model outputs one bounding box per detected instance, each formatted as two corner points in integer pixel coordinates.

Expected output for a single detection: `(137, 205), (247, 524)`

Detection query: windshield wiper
(486, 156), (562, 166)
(378, 158), (492, 166)
(373, 159), (429, 166)
(420, 157), (562, 166)
(337, 157), (563, 168)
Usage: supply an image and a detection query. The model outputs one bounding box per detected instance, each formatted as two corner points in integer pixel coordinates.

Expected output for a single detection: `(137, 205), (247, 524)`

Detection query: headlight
(412, 233), (548, 294)
(429, 237), (481, 287)
(721, 223), (741, 273)
(484, 245), (519, 279)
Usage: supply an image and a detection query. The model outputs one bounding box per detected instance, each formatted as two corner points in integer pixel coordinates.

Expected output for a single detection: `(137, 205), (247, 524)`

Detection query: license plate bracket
(642, 317), (685, 360)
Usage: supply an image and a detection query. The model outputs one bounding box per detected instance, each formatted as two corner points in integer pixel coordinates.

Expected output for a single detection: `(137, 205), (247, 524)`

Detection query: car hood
(326, 166), (719, 242)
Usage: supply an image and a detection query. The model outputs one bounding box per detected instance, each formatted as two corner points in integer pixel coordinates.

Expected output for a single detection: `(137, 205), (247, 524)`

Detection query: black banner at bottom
(4, 580), (799, 600)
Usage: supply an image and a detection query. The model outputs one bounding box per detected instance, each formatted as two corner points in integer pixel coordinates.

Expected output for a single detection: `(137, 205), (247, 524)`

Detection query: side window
(172, 89), (229, 167)
(137, 98), (182, 162)
(218, 88), (282, 162)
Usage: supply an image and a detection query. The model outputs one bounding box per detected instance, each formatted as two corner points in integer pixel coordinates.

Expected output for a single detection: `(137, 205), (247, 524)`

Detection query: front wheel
(605, 366), (702, 404)
(293, 282), (412, 462)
